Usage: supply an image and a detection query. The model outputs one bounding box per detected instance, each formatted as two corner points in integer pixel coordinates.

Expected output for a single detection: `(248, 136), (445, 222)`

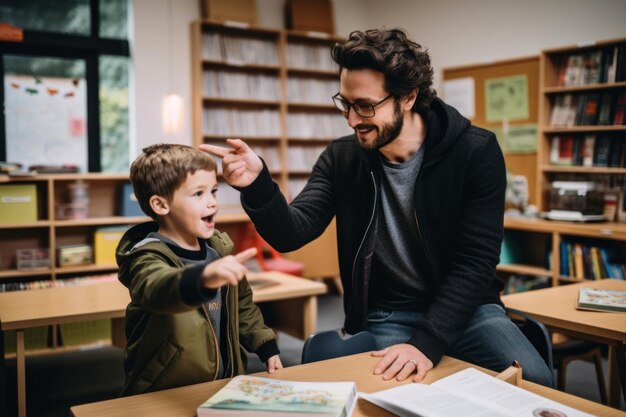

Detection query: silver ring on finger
(408, 359), (418, 368)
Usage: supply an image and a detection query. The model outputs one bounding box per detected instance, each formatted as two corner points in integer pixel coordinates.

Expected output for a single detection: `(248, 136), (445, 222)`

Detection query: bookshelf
(498, 37), (626, 289)
(190, 20), (348, 279)
(538, 37), (626, 208)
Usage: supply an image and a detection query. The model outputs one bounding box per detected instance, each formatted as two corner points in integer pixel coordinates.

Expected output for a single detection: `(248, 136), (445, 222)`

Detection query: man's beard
(355, 101), (404, 150)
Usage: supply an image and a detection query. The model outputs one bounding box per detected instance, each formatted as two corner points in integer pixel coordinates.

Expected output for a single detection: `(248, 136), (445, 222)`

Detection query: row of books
(287, 112), (352, 139)
(549, 91), (626, 127)
(0, 274), (116, 293)
(202, 108), (281, 137)
(286, 42), (338, 71)
(202, 33), (280, 66)
(549, 134), (626, 167)
(287, 78), (339, 104)
(287, 145), (326, 170)
(559, 241), (625, 280)
(556, 45), (626, 87)
(203, 70), (280, 100)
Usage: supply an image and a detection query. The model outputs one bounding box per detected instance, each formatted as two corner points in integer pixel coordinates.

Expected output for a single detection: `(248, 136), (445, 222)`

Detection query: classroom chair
(238, 223), (305, 276)
(301, 329), (377, 364)
(552, 337), (608, 404)
(506, 307), (555, 388)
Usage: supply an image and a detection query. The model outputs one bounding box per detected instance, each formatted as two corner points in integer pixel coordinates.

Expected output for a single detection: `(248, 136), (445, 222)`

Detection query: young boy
(116, 143), (281, 396)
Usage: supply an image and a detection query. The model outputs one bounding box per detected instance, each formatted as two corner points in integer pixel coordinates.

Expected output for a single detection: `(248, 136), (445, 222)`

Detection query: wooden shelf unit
(502, 217), (626, 286)
(0, 174), (251, 284)
(190, 20), (345, 279)
(498, 37), (626, 288)
(537, 37), (626, 210)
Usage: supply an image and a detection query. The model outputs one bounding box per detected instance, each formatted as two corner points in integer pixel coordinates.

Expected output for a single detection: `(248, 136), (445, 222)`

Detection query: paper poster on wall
(442, 77), (475, 119)
(491, 124), (537, 154)
(5, 74), (87, 171)
(485, 74), (529, 122)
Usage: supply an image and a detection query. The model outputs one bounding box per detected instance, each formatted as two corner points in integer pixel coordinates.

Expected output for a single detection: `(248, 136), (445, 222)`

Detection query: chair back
(301, 329), (378, 364)
(507, 307), (554, 387)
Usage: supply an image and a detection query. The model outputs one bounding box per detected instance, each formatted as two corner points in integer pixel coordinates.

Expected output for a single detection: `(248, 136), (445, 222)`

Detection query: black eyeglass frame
(331, 93), (393, 118)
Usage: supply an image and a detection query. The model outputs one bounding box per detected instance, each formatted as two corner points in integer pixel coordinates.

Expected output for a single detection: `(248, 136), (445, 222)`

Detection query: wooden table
(247, 271), (327, 340)
(503, 278), (626, 408)
(70, 352), (625, 417)
(0, 280), (129, 417)
(0, 271), (325, 417)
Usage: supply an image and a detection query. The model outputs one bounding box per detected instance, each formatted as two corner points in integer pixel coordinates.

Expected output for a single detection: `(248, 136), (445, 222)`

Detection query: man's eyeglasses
(331, 93), (393, 118)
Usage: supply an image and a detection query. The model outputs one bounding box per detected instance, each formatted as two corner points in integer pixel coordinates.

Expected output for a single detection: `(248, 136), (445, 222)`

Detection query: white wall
(346, 0), (626, 88)
(131, 0), (626, 151)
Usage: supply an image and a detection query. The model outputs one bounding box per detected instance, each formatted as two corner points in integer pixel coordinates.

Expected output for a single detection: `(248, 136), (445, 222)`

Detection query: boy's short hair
(130, 144), (217, 220)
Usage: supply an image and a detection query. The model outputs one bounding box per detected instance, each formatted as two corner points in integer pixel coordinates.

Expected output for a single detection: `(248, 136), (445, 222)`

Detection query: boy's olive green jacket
(116, 222), (278, 396)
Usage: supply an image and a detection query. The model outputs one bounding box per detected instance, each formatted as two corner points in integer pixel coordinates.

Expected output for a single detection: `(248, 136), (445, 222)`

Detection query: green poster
(485, 74), (529, 122)
(491, 124), (537, 154)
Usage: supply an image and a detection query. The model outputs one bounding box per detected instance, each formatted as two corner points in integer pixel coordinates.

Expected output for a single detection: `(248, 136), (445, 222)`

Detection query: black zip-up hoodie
(242, 98), (506, 365)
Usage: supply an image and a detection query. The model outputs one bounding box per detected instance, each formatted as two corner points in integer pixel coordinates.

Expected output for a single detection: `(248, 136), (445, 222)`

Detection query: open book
(360, 367), (594, 417)
(577, 287), (626, 313)
(197, 375), (357, 417)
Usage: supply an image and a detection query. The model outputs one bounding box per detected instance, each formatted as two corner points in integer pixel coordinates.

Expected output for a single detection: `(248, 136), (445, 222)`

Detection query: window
(0, 0), (130, 172)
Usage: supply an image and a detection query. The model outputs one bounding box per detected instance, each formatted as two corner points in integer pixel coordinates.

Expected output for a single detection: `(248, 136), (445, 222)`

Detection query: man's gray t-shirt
(368, 146), (433, 311)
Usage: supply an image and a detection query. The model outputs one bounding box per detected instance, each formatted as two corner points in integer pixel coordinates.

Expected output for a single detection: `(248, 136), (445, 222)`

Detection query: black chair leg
(592, 350), (608, 405)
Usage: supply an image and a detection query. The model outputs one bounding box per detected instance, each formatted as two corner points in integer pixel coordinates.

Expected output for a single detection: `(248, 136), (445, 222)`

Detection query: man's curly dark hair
(331, 28), (436, 111)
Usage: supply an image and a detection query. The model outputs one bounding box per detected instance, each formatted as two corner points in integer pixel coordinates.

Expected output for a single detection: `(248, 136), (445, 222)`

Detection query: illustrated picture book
(577, 287), (626, 313)
(359, 367), (594, 417)
(197, 375), (357, 417)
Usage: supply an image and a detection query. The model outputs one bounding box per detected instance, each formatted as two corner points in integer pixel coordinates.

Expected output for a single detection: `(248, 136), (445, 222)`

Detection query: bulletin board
(442, 56), (539, 204)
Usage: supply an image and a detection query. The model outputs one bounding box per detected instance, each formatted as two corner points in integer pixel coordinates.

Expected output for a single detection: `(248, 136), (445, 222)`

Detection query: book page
(360, 383), (508, 417)
(433, 368), (594, 417)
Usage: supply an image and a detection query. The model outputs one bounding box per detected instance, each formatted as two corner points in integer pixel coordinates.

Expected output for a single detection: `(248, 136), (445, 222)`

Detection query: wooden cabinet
(190, 20), (347, 278)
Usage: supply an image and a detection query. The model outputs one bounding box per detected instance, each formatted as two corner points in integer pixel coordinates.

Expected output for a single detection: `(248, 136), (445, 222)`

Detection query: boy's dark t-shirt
(147, 232), (229, 377)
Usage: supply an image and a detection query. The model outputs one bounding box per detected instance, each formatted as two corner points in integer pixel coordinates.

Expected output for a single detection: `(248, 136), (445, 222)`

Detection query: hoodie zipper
(200, 302), (220, 380)
(351, 171), (377, 289)
(414, 211), (436, 278)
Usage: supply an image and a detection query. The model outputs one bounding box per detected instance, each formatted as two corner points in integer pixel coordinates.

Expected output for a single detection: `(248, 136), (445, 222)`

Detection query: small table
(502, 278), (626, 408)
(0, 280), (129, 417)
(70, 352), (624, 417)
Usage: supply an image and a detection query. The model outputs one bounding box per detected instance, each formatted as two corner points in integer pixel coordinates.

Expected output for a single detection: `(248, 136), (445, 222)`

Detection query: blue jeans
(365, 304), (554, 387)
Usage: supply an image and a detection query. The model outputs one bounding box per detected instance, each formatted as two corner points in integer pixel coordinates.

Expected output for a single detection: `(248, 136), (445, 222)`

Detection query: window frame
(0, 0), (130, 172)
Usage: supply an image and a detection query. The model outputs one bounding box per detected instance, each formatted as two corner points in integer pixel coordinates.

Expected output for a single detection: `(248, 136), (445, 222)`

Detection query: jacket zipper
(224, 285), (234, 377)
(351, 171), (377, 289)
(200, 302), (220, 380)
(414, 211), (436, 277)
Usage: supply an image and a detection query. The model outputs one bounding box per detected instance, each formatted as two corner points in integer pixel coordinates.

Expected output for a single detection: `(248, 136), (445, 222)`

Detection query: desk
(247, 271), (327, 340)
(1, 271), (325, 417)
(70, 352), (624, 417)
(0, 281), (129, 417)
(502, 279), (626, 408)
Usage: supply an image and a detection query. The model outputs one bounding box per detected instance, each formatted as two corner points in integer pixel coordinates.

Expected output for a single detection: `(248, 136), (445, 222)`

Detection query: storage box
(60, 320), (111, 346)
(16, 248), (50, 270)
(286, 0), (335, 34)
(57, 244), (93, 267)
(94, 226), (128, 265)
(201, 0), (257, 25)
(118, 183), (144, 217)
(0, 184), (38, 224)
